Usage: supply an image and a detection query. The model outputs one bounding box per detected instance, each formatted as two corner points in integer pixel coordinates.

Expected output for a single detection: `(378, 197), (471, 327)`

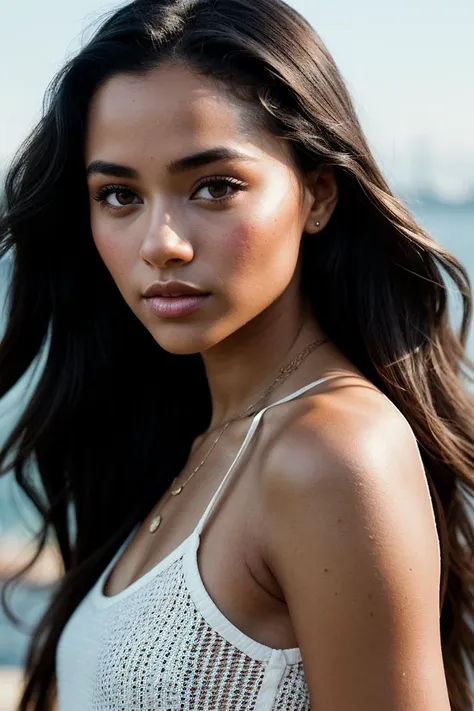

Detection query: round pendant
(149, 515), (162, 533)
(171, 486), (183, 496)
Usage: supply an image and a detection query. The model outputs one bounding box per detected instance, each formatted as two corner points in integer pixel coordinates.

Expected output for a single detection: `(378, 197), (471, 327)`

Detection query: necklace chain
(148, 337), (328, 533)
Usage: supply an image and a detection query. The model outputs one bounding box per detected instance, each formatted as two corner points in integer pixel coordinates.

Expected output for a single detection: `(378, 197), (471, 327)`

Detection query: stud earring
(315, 220), (321, 227)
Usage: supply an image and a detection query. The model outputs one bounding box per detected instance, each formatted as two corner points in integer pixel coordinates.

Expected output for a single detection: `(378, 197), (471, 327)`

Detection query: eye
(93, 185), (142, 210)
(191, 176), (248, 202)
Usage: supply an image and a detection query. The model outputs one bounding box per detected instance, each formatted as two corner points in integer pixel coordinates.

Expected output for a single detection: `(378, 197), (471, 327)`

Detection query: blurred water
(0, 202), (473, 668)
(411, 201), (474, 357)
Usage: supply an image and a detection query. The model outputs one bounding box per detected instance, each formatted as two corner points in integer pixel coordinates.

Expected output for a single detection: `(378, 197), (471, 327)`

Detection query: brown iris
(114, 189), (136, 205)
(207, 181), (230, 199)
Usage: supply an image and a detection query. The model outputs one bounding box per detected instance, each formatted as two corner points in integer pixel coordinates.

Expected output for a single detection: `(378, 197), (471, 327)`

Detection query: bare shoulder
(261, 374), (439, 546)
(257, 375), (447, 710)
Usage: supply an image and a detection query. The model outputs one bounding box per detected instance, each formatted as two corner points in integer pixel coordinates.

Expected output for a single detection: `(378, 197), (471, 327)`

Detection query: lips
(143, 281), (209, 299)
(145, 293), (210, 318)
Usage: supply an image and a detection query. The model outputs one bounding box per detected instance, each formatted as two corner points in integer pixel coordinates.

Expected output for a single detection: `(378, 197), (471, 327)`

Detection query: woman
(0, 0), (473, 709)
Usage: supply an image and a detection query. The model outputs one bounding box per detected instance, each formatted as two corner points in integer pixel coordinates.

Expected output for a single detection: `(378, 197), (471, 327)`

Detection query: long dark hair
(1, 0), (473, 708)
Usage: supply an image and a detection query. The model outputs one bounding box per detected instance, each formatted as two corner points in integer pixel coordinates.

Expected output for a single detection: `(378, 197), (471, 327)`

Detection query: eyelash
(92, 176), (249, 212)
(193, 175), (248, 201)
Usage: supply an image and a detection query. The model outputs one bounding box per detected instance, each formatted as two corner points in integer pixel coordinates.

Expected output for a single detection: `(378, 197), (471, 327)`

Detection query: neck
(200, 293), (328, 431)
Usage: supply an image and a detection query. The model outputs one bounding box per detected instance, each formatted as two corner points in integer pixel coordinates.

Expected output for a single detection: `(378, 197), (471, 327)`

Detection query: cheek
(223, 223), (258, 268)
(209, 221), (269, 295)
(219, 201), (302, 275)
(213, 208), (301, 303)
(91, 218), (133, 283)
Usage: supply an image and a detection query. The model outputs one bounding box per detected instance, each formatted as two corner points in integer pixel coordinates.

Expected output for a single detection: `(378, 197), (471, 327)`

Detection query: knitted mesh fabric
(90, 557), (309, 710)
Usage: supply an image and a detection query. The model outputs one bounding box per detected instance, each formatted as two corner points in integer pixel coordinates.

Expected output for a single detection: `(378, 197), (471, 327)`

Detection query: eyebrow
(167, 147), (255, 173)
(86, 148), (255, 180)
(86, 160), (138, 180)
(86, 161), (138, 180)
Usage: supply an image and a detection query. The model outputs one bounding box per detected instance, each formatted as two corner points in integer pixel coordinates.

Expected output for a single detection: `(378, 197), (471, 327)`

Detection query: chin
(142, 302), (247, 355)
(149, 327), (217, 356)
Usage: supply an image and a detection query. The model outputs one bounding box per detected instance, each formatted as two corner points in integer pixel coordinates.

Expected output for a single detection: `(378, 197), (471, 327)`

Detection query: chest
(102, 419), (298, 649)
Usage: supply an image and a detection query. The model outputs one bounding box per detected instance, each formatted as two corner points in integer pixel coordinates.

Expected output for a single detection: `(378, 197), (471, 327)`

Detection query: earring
(315, 220), (321, 227)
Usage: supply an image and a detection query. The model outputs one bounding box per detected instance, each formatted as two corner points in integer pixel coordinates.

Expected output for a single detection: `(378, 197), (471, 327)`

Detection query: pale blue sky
(1, 0), (473, 195)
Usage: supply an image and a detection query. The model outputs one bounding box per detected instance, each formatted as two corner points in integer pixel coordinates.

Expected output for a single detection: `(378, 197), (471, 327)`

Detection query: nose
(139, 208), (193, 268)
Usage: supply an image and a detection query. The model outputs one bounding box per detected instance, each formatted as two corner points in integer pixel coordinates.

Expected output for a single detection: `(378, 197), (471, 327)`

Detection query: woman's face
(85, 63), (328, 354)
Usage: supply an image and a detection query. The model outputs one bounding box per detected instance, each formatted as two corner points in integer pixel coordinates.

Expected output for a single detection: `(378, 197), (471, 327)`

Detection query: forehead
(85, 62), (271, 163)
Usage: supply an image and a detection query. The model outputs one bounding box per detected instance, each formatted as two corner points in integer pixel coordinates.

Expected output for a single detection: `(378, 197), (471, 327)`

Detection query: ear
(302, 165), (339, 234)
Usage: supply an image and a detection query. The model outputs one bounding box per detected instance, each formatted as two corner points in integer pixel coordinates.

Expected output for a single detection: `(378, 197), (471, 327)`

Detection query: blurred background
(1, 0), (473, 707)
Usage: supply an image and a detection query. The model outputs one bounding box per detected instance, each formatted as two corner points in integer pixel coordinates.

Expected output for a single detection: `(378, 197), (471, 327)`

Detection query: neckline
(92, 525), (197, 609)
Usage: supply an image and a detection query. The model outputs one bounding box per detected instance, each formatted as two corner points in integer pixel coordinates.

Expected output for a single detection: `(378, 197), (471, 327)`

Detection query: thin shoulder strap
(194, 374), (342, 537)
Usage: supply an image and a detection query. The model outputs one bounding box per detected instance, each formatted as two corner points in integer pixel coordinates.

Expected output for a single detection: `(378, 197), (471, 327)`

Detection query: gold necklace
(148, 337), (328, 533)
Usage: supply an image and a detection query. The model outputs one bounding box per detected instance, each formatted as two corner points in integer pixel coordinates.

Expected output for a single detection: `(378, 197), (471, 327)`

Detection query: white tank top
(56, 376), (340, 710)
(56, 373), (421, 710)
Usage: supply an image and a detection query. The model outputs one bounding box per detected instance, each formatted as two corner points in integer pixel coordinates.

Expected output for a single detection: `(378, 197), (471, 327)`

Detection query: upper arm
(260, 399), (449, 711)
